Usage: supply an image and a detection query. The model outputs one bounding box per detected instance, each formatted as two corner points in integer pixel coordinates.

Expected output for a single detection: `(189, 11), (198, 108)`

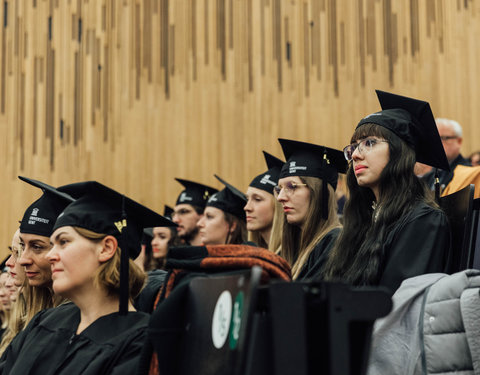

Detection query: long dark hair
(323, 123), (436, 285)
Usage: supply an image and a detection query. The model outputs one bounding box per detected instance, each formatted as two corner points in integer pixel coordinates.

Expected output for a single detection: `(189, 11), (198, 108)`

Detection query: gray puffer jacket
(367, 269), (480, 375)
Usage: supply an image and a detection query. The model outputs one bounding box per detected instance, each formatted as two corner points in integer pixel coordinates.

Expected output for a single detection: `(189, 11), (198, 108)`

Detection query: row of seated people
(0, 90), (478, 374)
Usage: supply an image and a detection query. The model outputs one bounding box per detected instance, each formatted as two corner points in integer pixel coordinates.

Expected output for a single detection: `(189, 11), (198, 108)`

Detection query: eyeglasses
(343, 138), (388, 161)
(273, 181), (307, 197)
(440, 135), (458, 142)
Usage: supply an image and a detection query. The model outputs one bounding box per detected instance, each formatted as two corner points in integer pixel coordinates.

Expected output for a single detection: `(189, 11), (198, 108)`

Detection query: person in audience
(323, 90), (451, 293)
(0, 229), (27, 355)
(5, 229), (25, 289)
(0, 270), (11, 338)
(172, 179), (218, 246)
(0, 180), (174, 374)
(422, 118), (472, 194)
(197, 175), (247, 245)
(135, 205), (178, 314)
(17, 177), (72, 325)
(275, 138), (348, 280)
(150, 205), (177, 269)
(244, 151), (284, 252)
(468, 150), (480, 166)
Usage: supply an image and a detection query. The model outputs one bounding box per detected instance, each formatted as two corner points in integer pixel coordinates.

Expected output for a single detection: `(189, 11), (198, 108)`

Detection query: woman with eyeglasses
(275, 138), (347, 280)
(244, 152), (284, 253)
(323, 90), (451, 294)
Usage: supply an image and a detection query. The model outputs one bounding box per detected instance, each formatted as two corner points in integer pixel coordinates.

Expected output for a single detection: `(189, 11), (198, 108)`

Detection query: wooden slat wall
(1, 0), (480, 254)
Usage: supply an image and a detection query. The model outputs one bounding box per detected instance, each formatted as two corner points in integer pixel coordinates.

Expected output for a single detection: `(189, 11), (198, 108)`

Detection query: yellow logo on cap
(203, 190), (210, 200)
(114, 219), (127, 233)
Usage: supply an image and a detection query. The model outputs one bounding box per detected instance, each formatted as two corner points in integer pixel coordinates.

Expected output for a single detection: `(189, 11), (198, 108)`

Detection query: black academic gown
(297, 227), (341, 281)
(0, 302), (149, 375)
(135, 269), (168, 313)
(378, 201), (450, 294)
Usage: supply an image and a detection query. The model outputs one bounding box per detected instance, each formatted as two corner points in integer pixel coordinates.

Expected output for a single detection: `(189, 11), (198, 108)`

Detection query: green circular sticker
(229, 291), (244, 350)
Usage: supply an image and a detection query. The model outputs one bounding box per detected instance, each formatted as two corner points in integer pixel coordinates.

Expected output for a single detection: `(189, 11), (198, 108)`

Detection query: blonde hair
(0, 290), (25, 355)
(279, 177), (340, 279)
(73, 227), (146, 300)
(247, 196), (284, 253)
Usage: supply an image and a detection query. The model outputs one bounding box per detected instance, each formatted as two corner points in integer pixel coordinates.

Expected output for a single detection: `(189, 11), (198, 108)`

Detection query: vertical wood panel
(1, 0), (480, 253)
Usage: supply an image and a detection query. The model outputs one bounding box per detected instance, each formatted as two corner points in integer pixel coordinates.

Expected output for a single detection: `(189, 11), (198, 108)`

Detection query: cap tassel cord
(119, 195), (129, 316)
(322, 152), (329, 220)
(434, 168), (440, 203)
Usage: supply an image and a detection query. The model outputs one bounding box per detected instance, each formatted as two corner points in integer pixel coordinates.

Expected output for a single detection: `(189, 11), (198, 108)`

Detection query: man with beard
(172, 179), (218, 246)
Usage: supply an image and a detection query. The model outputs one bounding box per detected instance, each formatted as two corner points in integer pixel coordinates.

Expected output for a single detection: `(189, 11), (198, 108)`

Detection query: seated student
(136, 206), (177, 273)
(135, 206), (178, 313)
(323, 90), (451, 294)
(244, 151), (284, 252)
(0, 269), (10, 338)
(197, 175), (247, 245)
(469, 150), (480, 166)
(275, 138), (347, 280)
(172, 179), (218, 246)
(0, 181), (173, 374)
(16, 177), (73, 326)
(150, 205), (177, 269)
(0, 229), (26, 355)
(5, 229), (25, 290)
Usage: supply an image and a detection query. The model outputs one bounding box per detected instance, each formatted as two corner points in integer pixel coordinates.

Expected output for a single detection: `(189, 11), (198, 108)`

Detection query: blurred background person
(468, 150), (480, 166)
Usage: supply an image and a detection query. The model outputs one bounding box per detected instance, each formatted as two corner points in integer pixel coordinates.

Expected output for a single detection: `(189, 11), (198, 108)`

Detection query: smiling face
(351, 137), (390, 200)
(18, 232), (52, 287)
(275, 176), (311, 226)
(151, 227), (172, 259)
(244, 187), (274, 233)
(47, 226), (102, 298)
(197, 206), (233, 245)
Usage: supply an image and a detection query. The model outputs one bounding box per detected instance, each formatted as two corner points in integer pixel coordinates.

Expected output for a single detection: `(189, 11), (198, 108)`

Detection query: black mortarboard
(163, 205), (174, 220)
(19, 176), (75, 238)
(175, 179), (219, 209)
(206, 175), (247, 221)
(356, 90), (450, 171)
(278, 139), (348, 189)
(55, 181), (175, 314)
(55, 181), (174, 258)
(249, 151), (285, 194)
(142, 228), (154, 244)
(278, 139), (347, 219)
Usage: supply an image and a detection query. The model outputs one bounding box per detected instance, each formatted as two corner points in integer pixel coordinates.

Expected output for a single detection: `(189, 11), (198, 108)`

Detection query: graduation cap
(163, 205), (174, 220)
(54, 181), (175, 315)
(278, 139), (348, 219)
(142, 228), (154, 244)
(249, 151), (285, 195)
(356, 90), (450, 171)
(207, 175), (247, 221)
(18, 176), (75, 238)
(175, 179), (218, 209)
